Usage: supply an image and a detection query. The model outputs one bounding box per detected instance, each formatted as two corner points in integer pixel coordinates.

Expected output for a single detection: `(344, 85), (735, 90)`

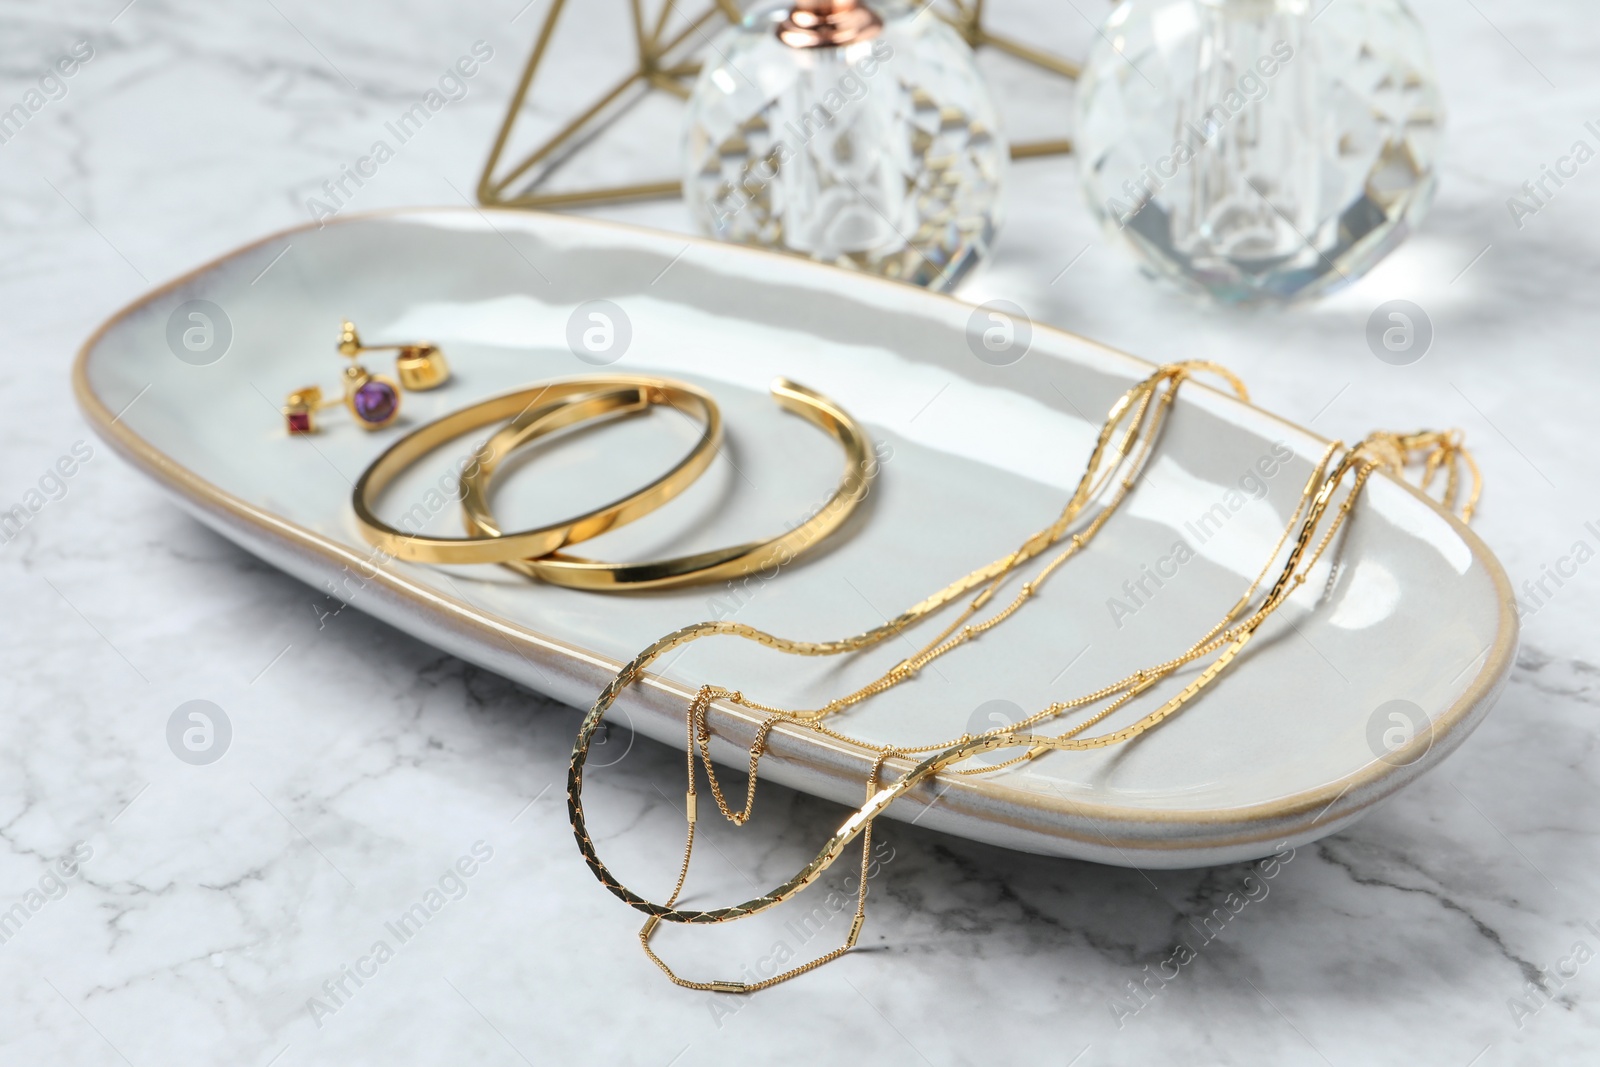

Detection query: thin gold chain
(566, 364), (1482, 993)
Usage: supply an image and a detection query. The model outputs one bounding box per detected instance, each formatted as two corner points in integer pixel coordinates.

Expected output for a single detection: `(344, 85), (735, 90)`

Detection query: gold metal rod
(489, 70), (648, 195)
(495, 180), (685, 209)
(651, 0), (680, 45)
(629, 0), (651, 67)
(656, 3), (729, 56)
(936, 1), (981, 46)
(477, 0), (572, 202)
(976, 28), (1082, 79)
(648, 71), (693, 99)
(1009, 137), (1074, 159)
(480, 0), (725, 202)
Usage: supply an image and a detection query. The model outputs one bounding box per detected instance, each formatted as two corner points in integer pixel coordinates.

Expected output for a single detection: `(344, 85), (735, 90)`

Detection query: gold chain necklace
(566, 365), (1481, 993)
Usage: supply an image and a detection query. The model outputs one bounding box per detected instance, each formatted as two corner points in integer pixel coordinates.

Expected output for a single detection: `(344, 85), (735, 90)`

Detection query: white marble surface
(1, 1), (1595, 1064)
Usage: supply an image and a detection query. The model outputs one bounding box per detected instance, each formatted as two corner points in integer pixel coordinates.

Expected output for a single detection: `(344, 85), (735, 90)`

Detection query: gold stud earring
(395, 342), (450, 391)
(339, 320), (451, 392)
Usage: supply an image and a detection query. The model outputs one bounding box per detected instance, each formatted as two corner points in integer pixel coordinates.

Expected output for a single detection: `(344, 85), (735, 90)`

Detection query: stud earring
(283, 385), (336, 435)
(331, 320), (406, 431)
(338, 320), (451, 392)
(339, 362), (402, 430)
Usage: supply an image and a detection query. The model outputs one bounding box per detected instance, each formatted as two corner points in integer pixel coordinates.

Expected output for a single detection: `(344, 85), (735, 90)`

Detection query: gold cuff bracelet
(351, 377), (721, 565)
(457, 378), (874, 591)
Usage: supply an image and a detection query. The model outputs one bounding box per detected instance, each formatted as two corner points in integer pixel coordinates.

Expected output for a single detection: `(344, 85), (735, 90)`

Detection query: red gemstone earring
(282, 385), (335, 435)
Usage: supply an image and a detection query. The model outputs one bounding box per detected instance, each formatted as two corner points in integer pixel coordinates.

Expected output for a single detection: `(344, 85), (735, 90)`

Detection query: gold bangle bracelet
(458, 378), (875, 591)
(352, 377), (722, 565)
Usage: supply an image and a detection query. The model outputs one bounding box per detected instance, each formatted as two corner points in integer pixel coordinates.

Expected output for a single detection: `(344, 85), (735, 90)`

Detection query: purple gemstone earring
(341, 364), (401, 431)
(335, 319), (446, 431)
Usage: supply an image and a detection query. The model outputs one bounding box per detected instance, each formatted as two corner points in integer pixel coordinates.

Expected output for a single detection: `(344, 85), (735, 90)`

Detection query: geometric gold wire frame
(477, 0), (1080, 211)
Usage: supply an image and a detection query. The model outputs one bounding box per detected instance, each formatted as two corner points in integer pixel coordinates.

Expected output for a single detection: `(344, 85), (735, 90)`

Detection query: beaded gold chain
(566, 364), (1482, 993)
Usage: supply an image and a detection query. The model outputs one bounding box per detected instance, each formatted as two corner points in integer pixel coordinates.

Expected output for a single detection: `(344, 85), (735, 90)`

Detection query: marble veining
(1, 1), (1596, 1064)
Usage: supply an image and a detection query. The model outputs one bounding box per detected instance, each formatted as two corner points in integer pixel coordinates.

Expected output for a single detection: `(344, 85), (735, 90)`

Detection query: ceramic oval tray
(73, 208), (1517, 868)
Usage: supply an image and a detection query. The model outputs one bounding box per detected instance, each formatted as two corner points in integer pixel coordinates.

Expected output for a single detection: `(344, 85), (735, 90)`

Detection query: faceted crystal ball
(1074, 0), (1444, 303)
(683, 0), (1007, 291)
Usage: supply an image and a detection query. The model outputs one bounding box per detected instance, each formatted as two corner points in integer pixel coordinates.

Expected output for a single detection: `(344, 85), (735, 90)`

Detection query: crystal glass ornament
(683, 0), (1007, 290)
(1074, 0), (1444, 302)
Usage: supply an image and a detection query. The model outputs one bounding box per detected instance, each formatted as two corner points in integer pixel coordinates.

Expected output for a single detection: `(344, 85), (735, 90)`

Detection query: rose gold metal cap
(776, 0), (883, 48)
